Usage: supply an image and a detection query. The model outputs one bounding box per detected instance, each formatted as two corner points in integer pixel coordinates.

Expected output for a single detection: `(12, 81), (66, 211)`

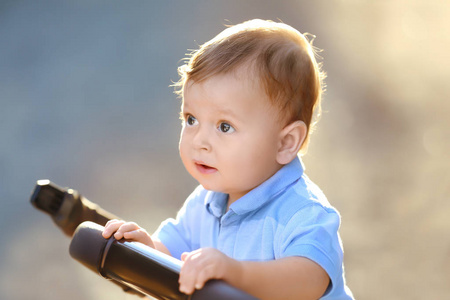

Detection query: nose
(192, 125), (211, 151)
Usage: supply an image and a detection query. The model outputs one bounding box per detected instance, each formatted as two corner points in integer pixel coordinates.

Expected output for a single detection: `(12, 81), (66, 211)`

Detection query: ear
(276, 121), (307, 165)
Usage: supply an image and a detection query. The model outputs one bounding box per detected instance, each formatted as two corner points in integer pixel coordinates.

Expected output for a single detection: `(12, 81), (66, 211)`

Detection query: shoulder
(273, 175), (344, 272)
(295, 174), (335, 210)
(271, 173), (340, 226)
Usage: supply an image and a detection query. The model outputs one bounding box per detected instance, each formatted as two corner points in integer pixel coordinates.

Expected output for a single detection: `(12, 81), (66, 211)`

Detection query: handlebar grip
(30, 180), (119, 236)
(69, 221), (258, 300)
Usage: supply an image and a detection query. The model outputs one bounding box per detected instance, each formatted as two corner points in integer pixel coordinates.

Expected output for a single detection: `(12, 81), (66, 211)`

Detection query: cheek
(179, 125), (189, 147)
(179, 130), (188, 159)
(240, 133), (278, 159)
(230, 135), (279, 174)
(179, 135), (194, 175)
(221, 140), (262, 173)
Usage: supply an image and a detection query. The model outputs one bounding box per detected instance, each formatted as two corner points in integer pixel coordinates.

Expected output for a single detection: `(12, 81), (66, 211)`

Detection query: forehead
(182, 71), (273, 114)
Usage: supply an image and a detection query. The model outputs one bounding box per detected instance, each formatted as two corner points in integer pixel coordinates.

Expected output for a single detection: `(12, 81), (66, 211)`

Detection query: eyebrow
(215, 107), (240, 119)
(183, 101), (240, 120)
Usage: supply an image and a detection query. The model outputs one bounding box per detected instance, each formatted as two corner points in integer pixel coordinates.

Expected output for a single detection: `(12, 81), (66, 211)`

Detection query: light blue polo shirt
(155, 157), (353, 299)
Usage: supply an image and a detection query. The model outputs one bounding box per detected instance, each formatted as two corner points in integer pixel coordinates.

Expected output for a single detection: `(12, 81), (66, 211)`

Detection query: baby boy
(103, 19), (353, 300)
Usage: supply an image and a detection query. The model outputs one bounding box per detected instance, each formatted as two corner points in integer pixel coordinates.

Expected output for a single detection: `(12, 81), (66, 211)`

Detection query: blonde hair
(174, 19), (326, 151)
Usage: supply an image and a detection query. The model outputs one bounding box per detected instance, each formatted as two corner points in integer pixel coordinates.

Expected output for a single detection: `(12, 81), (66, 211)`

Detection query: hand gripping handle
(69, 221), (258, 300)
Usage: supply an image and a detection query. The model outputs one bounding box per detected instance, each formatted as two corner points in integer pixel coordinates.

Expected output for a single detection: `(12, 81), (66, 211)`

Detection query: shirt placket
(217, 210), (239, 256)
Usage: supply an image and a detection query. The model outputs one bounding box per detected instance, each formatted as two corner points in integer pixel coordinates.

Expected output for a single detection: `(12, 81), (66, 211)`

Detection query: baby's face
(179, 72), (285, 204)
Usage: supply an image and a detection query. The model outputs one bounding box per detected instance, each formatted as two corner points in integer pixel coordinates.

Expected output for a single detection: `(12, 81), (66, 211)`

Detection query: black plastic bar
(70, 222), (258, 300)
(30, 179), (119, 236)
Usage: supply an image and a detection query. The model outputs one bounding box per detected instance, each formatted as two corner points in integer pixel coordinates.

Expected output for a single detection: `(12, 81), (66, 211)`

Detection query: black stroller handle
(30, 179), (119, 236)
(69, 221), (258, 300)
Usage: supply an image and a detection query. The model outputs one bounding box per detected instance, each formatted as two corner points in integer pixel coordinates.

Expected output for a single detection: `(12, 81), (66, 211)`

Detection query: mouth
(194, 161), (217, 174)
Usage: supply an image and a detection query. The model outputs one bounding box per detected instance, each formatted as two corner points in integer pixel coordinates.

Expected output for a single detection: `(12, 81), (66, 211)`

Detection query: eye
(218, 122), (235, 133)
(186, 115), (198, 126)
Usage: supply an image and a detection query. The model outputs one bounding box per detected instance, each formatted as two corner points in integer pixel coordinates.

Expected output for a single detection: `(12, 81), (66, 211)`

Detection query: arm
(179, 248), (329, 300)
(229, 256), (329, 300)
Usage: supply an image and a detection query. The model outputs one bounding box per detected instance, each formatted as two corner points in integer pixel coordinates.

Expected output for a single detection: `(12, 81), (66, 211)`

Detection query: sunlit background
(1, 1), (449, 299)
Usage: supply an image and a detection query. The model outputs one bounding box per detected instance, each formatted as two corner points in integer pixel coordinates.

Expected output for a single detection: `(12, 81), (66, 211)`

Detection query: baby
(103, 19), (353, 299)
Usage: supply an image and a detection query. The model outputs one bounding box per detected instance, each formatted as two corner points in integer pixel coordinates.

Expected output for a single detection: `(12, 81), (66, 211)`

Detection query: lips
(194, 161), (217, 174)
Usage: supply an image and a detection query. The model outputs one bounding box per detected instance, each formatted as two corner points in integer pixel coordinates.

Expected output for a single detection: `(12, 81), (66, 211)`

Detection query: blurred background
(1, 0), (449, 299)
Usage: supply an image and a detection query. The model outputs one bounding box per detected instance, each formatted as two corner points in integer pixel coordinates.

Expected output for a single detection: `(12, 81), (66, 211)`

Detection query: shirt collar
(204, 156), (304, 218)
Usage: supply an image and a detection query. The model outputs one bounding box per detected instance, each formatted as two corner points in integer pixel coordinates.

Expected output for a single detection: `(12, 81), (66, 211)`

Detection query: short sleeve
(277, 204), (344, 295)
(154, 186), (205, 259)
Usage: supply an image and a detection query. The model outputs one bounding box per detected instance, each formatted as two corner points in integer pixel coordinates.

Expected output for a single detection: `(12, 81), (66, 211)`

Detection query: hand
(178, 248), (241, 295)
(102, 219), (154, 248)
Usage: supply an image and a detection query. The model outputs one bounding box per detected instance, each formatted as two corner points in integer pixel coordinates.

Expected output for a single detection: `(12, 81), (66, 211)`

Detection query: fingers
(191, 265), (215, 290)
(113, 222), (141, 240)
(123, 228), (155, 248)
(179, 250), (202, 294)
(102, 219), (125, 239)
(179, 248), (227, 295)
(181, 252), (189, 261)
(102, 220), (154, 247)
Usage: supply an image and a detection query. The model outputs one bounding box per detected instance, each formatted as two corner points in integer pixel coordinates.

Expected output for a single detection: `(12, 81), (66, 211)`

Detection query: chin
(198, 182), (215, 191)
(198, 181), (223, 193)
